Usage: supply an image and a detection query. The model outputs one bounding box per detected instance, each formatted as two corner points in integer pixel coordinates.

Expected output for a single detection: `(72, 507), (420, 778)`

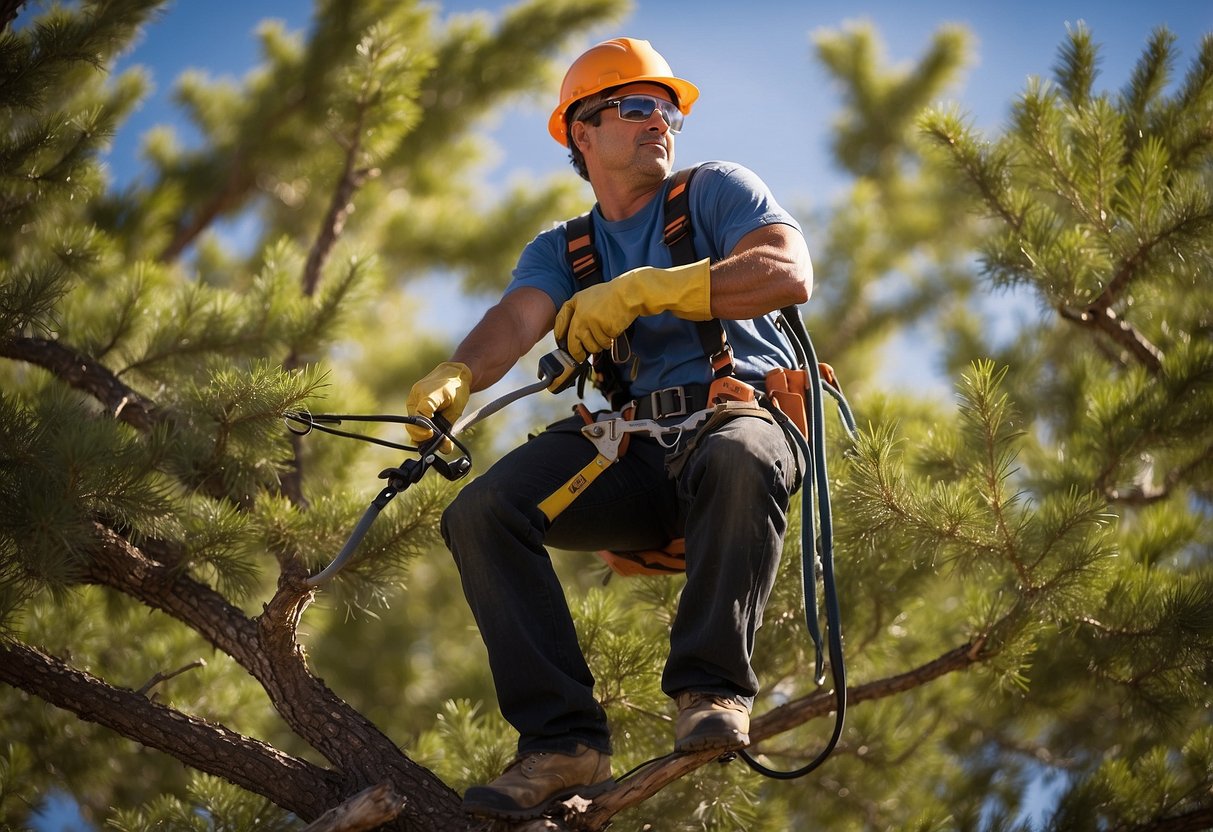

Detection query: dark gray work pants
(441, 409), (797, 756)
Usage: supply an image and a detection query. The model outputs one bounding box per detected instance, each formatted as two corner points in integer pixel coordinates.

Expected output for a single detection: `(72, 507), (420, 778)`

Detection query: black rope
(739, 334), (853, 780)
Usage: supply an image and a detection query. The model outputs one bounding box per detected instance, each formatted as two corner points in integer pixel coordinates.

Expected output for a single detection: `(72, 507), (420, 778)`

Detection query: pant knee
(442, 475), (544, 563)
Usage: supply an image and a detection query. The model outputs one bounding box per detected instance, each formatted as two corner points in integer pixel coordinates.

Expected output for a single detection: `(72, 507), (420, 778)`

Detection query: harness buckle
(647, 386), (689, 419)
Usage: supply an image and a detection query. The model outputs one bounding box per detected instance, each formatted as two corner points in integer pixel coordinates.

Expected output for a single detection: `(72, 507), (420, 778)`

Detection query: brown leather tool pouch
(764, 367), (809, 439)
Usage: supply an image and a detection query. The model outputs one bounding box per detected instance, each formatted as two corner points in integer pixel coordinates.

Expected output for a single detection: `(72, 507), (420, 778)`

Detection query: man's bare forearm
(452, 288), (556, 392)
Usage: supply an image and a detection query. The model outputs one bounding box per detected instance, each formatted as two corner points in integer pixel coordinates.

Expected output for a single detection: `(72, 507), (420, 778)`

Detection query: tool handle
(539, 348), (583, 393)
(306, 498), (387, 587)
(537, 451), (613, 521)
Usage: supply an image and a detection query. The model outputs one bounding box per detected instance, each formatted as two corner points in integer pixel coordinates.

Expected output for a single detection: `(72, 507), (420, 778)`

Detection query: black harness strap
(661, 168), (734, 381)
(565, 210), (630, 406)
(565, 213), (599, 284)
(564, 166), (733, 403)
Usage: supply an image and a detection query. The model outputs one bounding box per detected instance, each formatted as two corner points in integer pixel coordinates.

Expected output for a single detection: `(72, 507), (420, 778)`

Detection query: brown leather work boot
(674, 692), (751, 752)
(461, 744), (614, 820)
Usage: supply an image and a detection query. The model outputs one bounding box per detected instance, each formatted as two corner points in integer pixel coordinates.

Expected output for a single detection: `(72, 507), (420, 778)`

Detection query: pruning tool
(287, 348), (582, 587)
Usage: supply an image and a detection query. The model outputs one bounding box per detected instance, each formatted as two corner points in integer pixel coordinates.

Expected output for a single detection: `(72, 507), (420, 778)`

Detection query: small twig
(1058, 303), (1164, 375)
(136, 658), (207, 697)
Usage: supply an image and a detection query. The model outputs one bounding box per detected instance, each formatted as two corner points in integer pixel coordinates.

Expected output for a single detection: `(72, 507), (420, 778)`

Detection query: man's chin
(636, 146), (673, 175)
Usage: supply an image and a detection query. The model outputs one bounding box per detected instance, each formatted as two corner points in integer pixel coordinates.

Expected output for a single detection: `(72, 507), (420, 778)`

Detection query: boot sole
(674, 731), (750, 754)
(462, 778), (617, 821)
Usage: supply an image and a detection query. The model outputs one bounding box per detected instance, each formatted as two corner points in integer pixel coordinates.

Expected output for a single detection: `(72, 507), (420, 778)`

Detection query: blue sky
(107, 0), (1213, 207)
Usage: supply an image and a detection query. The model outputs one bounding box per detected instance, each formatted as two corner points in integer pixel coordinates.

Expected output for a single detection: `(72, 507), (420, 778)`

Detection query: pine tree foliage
(804, 22), (985, 395)
(106, 775), (297, 832)
(907, 23), (1213, 832)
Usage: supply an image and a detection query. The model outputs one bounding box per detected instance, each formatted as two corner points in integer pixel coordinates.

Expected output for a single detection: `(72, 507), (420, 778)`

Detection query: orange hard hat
(548, 37), (699, 147)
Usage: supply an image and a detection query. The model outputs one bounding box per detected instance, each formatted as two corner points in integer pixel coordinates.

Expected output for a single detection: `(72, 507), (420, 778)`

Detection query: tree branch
(0, 335), (162, 430)
(136, 657), (207, 697)
(300, 782), (406, 832)
(84, 522), (262, 659)
(576, 639), (989, 827)
(301, 140), (374, 298)
(1096, 206), (1213, 315)
(1058, 303), (1164, 374)
(0, 0), (25, 32)
(158, 152), (255, 263)
(282, 104), (377, 507)
(82, 522), (465, 827)
(1105, 442), (1213, 505)
(1127, 806), (1213, 832)
(155, 58), (320, 263)
(0, 640), (341, 820)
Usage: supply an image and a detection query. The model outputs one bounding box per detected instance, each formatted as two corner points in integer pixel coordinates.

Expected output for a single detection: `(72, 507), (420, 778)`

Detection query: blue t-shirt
(506, 161), (803, 396)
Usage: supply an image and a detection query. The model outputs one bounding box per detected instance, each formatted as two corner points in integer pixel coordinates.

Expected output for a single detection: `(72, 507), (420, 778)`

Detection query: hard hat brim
(548, 75), (699, 147)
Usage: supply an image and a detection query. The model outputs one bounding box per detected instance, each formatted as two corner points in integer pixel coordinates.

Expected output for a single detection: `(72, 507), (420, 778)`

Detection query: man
(406, 37), (812, 820)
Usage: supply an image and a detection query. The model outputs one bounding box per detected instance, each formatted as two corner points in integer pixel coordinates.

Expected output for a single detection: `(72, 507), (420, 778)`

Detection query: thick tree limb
(0, 335), (161, 430)
(254, 567), (466, 826)
(84, 523), (262, 659)
(82, 522), (465, 828)
(0, 640), (341, 820)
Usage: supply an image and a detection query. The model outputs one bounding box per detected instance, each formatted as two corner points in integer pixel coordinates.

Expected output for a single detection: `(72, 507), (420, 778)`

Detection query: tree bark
(1128, 806), (1213, 832)
(0, 641), (341, 819)
(0, 0), (25, 32)
(79, 522), (467, 828)
(301, 783), (406, 832)
(0, 336), (162, 431)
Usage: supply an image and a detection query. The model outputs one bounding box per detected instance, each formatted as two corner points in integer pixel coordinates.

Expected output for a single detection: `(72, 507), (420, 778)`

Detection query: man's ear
(569, 119), (591, 153)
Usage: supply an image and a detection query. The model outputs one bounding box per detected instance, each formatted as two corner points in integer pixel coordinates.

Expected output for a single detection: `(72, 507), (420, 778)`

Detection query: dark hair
(565, 90), (612, 182)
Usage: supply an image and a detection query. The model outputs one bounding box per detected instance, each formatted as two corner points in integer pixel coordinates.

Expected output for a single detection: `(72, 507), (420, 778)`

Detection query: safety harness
(565, 166), (737, 416)
(558, 166), (858, 780)
(561, 166), (828, 575)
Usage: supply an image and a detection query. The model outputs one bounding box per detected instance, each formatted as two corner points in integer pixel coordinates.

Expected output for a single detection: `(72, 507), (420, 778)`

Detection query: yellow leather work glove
(553, 258), (712, 361)
(405, 361), (472, 448)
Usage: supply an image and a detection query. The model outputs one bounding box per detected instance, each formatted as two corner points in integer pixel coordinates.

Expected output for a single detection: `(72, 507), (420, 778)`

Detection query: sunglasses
(578, 95), (684, 133)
